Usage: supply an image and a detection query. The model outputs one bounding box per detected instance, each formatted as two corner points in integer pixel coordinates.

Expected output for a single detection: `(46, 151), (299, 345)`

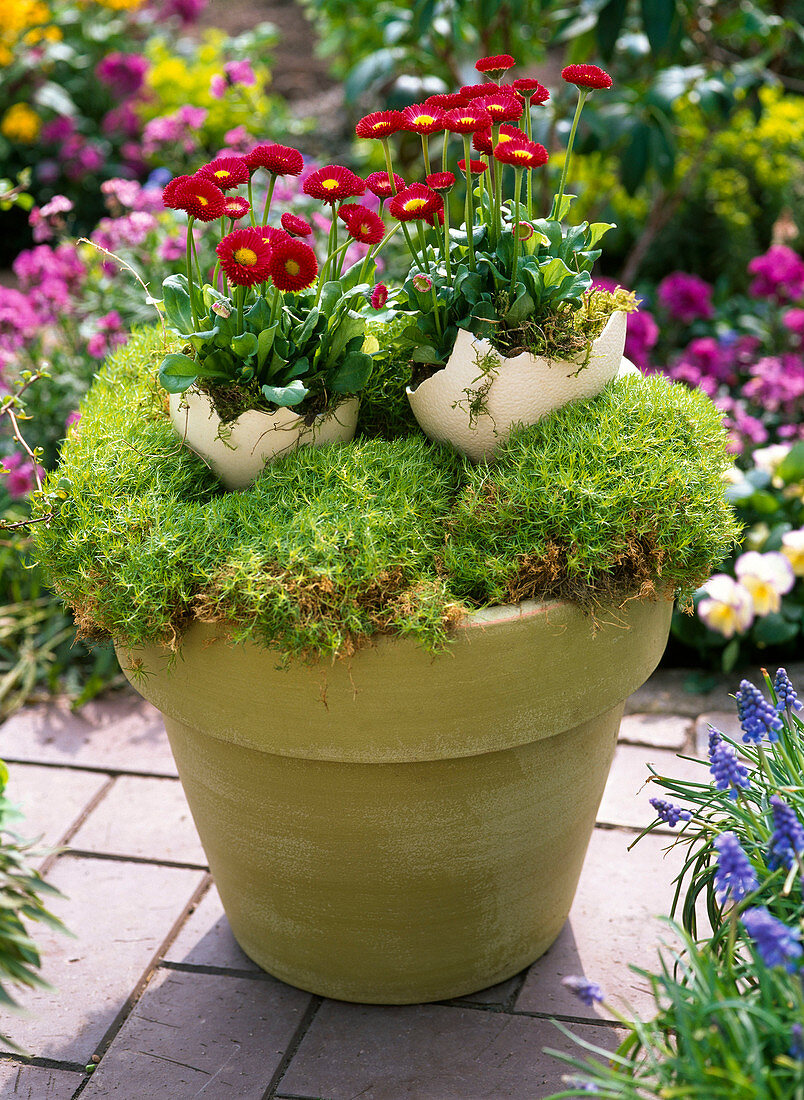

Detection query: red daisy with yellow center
(387, 183), (442, 222)
(365, 171), (405, 198)
(172, 177), (227, 221)
(303, 165), (366, 204)
(443, 105), (492, 134)
(245, 144), (304, 176)
(216, 227), (272, 286)
(196, 156), (250, 191)
(425, 171), (455, 192)
(475, 54), (516, 75)
(354, 110), (406, 139)
(402, 103), (445, 135)
(472, 122), (521, 156)
(223, 196), (251, 220)
(268, 238), (318, 293)
(281, 212), (313, 237)
(478, 90), (523, 123)
(162, 174), (192, 209)
(337, 204), (386, 245)
(492, 137), (549, 169)
(561, 64), (613, 90)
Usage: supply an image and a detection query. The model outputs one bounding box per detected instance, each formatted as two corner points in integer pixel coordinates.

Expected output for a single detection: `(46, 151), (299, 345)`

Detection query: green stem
(462, 135), (477, 271)
(421, 134), (432, 178)
(550, 88), (588, 221)
(236, 284), (245, 335)
(381, 136), (420, 264)
(185, 216), (199, 330)
(442, 195), (452, 282)
(441, 129), (449, 172)
(247, 178), (257, 226)
(524, 101), (533, 220)
(416, 221), (442, 338)
(261, 174), (277, 225)
(509, 168), (523, 294)
(269, 285), (282, 327)
(491, 122), (501, 245)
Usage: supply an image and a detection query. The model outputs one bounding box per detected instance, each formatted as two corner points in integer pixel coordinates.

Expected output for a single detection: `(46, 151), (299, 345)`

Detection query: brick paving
(0, 663), (798, 1099)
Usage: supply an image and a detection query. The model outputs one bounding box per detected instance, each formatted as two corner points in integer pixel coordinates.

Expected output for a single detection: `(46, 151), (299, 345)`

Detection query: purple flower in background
(96, 52), (149, 98)
(0, 287), (41, 352)
(224, 60), (256, 86)
(768, 796), (804, 872)
(649, 798), (692, 827)
(742, 907), (802, 972)
(41, 116), (75, 144)
(783, 308), (804, 341)
(624, 309), (658, 370)
(209, 74), (227, 99)
(748, 245), (804, 303)
(178, 105), (207, 130)
(66, 410), (81, 431)
(102, 103), (141, 140)
(562, 975), (604, 1006)
(714, 832), (758, 904)
(710, 742), (751, 800)
(742, 355), (804, 414)
(158, 236), (186, 261)
(774, 669), (801, 714)
(736, 680), (783, 743)
(791, 1024), (804, 1061)
(657, 271), (715, 324)
(1, 453), (44, 498)
(708, 725), (723, 757)
(160, 0), (206, 24)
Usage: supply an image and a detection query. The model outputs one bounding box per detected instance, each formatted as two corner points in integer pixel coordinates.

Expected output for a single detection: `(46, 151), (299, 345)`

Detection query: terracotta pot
(169, 388), (359, 490)
(407, 310), (627, 462)
(116, 594), (671, 1004)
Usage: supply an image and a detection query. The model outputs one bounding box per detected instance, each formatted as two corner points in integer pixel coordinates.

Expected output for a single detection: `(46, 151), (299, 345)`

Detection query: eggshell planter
(407, 309), (628, 462)
(116, 593), (671, 1004)
(169, 387), (360, 490)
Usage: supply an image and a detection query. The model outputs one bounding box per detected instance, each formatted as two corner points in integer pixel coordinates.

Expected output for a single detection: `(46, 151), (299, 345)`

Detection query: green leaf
(753, 613), (799, 646)
(257, 324), (278, 370)
(329, 351), (373, 393)
(721, 638), (740, 673)
(746, 490), (781, 515)
(231, 332), (258, 358)
(318, 281), (345, 316)
(198, 350), (234, 378)
(261, 380), (308, 407)
(325, 311), (365, 368)
(776, 441), (804, 484)
(640, 0), (677, 53)
(244, 297), (273, 330)
(411, 345), (439, 363)
(162, 275), (194, 335)
(158, 354), (197, 393)
(504, 290), (535, 326)
(345, 47), (402, 101)
(620, 121), (651, 194)
(587, 222), (616, 249)
(597, 0), (628, 59)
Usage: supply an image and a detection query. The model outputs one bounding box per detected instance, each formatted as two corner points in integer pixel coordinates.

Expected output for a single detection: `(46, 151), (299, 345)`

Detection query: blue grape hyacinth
(562, 975), (604, 1006)
(714, 832), (758, 905)
(742, 907), (803, 972)
(710, 741), (751, 800)
(767, 795), (804, 872)
(649, 798), (692, 827)
(735, 679), (783, 743)
(774, 668), (802, 714)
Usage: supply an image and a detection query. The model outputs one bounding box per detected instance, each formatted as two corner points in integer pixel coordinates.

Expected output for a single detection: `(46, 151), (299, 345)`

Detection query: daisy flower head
(196, 156), (250, 191)
(281, 212), (312, 237)
(303, 164), (366, 204)
(473, 122), (521, 155)
(424, 92), (467, 110)
(172, 176), (227, 221)
(355, 110), (406, 140)
(561, 64), (613, 90)
(216, 227), (272, 286)
(458, 158), (487, 174)
(444, 104), (492, 134)
(223, 196), (250, 220)
(365, 171), (405, 198)
(257, 225), (293, 248)
(162, 174), (192, 209)
(402, 103), (445, 135)
(493, 137), (549, 169)
(245, 143), (304, 176)
(460, 83), (498, 101)
(338, 204), (386, 245)
(426, 171), (455, 192)
(387, 183), (442, 222)
(513, 78), (550, 104)
(479, 90), (524, 123)
(371, 283), (388, 309)
(268, 238), (318, 293)
(475, 54), (516, 75)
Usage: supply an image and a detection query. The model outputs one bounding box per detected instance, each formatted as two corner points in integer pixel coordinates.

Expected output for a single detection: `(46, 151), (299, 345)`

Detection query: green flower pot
(117, 596), (671, 1004)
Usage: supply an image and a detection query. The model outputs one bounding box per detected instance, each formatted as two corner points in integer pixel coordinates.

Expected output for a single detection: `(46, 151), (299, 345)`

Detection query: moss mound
(33, 328), (739, 659)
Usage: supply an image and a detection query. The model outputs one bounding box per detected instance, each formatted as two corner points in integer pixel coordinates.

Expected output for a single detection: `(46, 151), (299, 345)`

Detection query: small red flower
(223, 196), (250, 220)
(303, 165), (366, 204)
(257, 225), (293, 248)
(512, 78), (550, 104)
(365, 171), (405, 198)
(216, 227), (272, 286)
(492, 137), (549, 169)
(338, 204), (386, 245)
(443, 104), (492, 134)
(354, 110), (406, 139)
(425, 207), (445, 228)
(281, 212), (312, 237)
(245, 143), (304, 176)
(472, 122), (522, 156)
(172, 177), (227, 221)
(426, 171), (455, 192)
(458, 158), (487, 174)
(402, 103), (445, 135)
(162, 174), (192, 209)
(561, 64), (613, 90)
(370, 283), (388, 309)
(196, 156), (250, 191)
(459, 83), (497, 101)
(387, 183), (442, 222)
(268, 238), (318, 292)
(424, 92), (467, 110)
(475, 54), (516, 74)
(479, 90), (523, 123)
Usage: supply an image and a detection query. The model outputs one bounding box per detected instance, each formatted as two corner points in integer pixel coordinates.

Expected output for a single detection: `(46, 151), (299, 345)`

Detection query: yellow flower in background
(1, 103), (41, 144)
(0, 0), (60, 65)
(83, 0), (145, 8)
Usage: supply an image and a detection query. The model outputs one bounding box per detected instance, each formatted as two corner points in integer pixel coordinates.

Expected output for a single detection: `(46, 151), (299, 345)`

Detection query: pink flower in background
(225, 60), (256, 86)
(41, 117), (75, 144)
(783, 308), (804, 341)
(158, 236), (186, 261)
(222, 126), (251, 153)
(748, 245), (804, 302)
(87, 312), (127, 360)
(29, 195), (73, 242)
(657, 271), (715, 324)
(209, 74), (226, 99)
(160, 0), (206, 24)
(718, 397), (769, 453)
(741, 354), (804, 414)
(102, 103), (141, 139)
(2, 453), (44, 499)
(178, 106), (207, 130)
(624, 309), (658, 370)
(66, 410), (81, 430)
(96, 53), (149, 98)
(66, 143), (105, 181)
(0, 287), (41, 352)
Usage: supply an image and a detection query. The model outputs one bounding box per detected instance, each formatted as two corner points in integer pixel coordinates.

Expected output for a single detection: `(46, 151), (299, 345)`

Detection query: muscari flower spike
(768, 795), (804, 872)
(649, 798), (692, 828)
(562, 975), (604, 1006)
(742, 906), (803, 973)
(714, 832), (758, 905)
(710, 741), (751, 800)
(736, 679), (783, 743)
(774, 668), (802, 713)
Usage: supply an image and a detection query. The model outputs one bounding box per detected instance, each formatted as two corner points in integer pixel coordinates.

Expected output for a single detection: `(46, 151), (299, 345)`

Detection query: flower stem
(236, 284), (245, 335)
(509, 168), (523, 295)
(524, 101), (533, 220)
(247, 178), (257, 226)
(441, 129), (449, 172)
(491, 123), (501, 244)
(462, 135), (477, 270)
(382, 136), (418, 262)
(261, 174), (277, 225)
(416, 221), (442, 338)
(185, 216), (199, 330)
(421, 135), (432, 178)
(550, 88), (588, 221)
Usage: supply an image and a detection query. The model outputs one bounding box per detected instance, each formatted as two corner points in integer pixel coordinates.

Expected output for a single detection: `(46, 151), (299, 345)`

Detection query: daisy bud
(516, 221), (534, 241)
(412, 273), (432, 293)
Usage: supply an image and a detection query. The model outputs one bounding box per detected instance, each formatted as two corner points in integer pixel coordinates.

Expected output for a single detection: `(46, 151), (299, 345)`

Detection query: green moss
(33, 328), (739, 659)
(492, 287), (639, 361)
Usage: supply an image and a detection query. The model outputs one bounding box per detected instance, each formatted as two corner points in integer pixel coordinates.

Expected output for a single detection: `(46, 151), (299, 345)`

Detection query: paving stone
(69, 776), (205, 866)
(597, 742), (705, 832)
(279, 1001), (622, 1100)
(0, 693), (177, 777)
(0, 855), (204, 1062)
(625, 663), (804, 719)
(452, 972), (524, 1007)
(695, 711), (742, 757)
(163, 883), (259, 971)
(618, 713), (691, 750)
(5, 762), (109, 853)
(516, 828), (687, 1022)
(81, 967), (311, 1099)
(0, 1063), (85, 1099)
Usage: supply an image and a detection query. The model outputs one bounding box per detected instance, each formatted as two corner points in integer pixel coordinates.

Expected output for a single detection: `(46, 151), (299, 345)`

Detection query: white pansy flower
(698, 575), (754, 638)
(734, 551), (795, 615)
(781, 529), (804, 577)
(752, 443), (792, 481)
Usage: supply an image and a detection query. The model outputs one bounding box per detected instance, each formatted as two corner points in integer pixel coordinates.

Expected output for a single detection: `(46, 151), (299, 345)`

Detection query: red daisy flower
(402, 103), (445, 135)
(458, 158), (487, 174)
(256, 225), (293, 248)
(425, 207), (445, 227)
(475, 54), (516, 74)
(387, 183), (442, 222)
(512, 78), (550, 104)
(303, 165), (366, 204)
(172, 177), (227, 221)
(281, 212), (312, 237)
(424, 92), (467, 110)
(223, 196), (250, 220)
(426, 171), (455, 191)
(245, 143), (304, 176)
(370, 283), (388, 309)
(472, 122), (522, 155)
(337, 204), (386, 245)
(443, 104), (492, 134)
(479, 90), (523, 123)
(162, 174), (192, 209)
(196, 156), (250, 191)
(216, 227), (272, 286)
(365, 171), (405, 198)
(561, 64), (613, 90)
(459, 83), (496, 101)
(354, 110), (406, 139)
(268, 238), (318, 293)
(492, 137), (549, 169)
